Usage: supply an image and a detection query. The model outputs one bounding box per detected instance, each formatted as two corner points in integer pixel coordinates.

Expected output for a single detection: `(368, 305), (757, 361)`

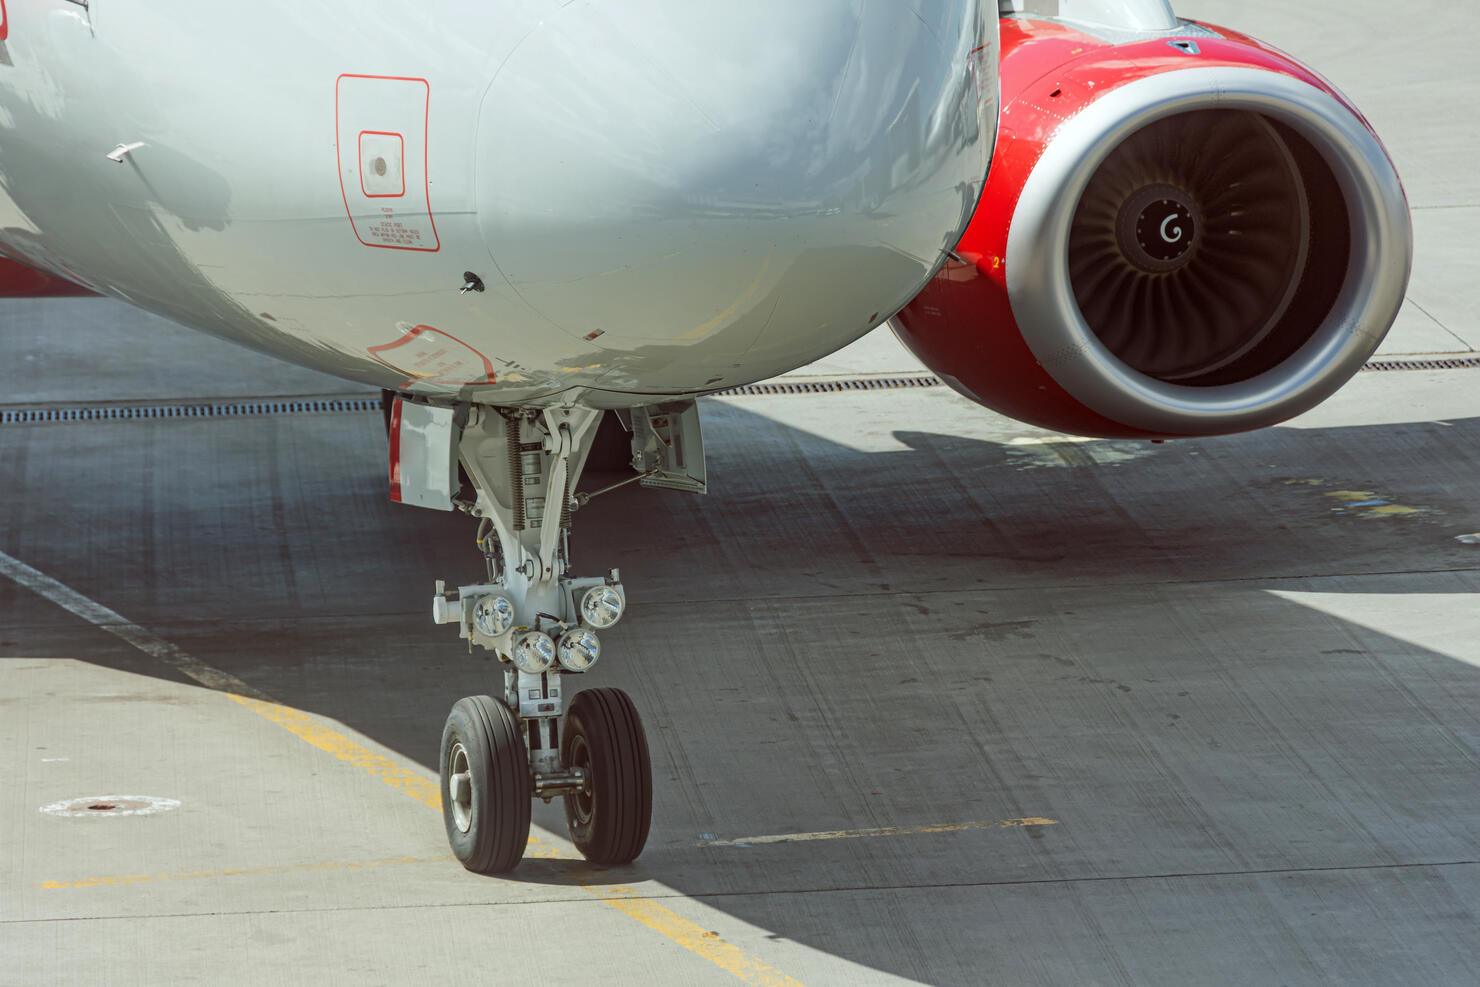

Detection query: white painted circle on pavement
(40, 795), (181, 818)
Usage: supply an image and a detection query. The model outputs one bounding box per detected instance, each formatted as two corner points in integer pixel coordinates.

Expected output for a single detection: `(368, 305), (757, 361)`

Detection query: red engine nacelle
(0, 256), (95, 298)
(894, 17), (1411, 438)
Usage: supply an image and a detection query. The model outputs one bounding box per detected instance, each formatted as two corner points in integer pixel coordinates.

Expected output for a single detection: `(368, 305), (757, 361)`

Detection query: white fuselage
(0, 1), (996, 407)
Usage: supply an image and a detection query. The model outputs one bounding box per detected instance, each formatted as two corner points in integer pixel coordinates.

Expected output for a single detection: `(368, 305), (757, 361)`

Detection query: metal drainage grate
(0, 395), (381, 425)
(710, 375), (943, 397)
(1360, 356), (1480, 372)
(2, 355), (1475, 425)
(712, 356), (1480, 397)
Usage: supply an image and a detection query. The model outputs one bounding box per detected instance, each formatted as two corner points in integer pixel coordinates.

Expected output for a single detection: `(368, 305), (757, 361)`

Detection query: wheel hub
(566, 734), (594, 826)
(448, 741), (473, 834)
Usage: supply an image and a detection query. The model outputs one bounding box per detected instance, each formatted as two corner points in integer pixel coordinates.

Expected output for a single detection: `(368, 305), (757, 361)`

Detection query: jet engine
(893, 15), (1412, 438)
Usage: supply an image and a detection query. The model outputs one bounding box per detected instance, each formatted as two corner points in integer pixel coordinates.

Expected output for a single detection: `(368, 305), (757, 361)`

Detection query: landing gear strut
(427, 405), (653, 872)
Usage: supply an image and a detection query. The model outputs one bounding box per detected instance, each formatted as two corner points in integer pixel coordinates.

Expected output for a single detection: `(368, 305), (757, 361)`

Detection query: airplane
(0, 0), (1409, 874)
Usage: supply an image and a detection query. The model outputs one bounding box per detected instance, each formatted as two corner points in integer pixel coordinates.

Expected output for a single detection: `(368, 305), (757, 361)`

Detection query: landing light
(512, 631), (556, 674)
(581, 585), (625, 629)
(557, 629), (601, 672)
(472, 594), (515, 638)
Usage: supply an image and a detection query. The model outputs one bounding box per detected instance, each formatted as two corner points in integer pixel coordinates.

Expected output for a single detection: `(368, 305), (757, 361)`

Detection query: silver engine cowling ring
(1005, 66), (1412, 435)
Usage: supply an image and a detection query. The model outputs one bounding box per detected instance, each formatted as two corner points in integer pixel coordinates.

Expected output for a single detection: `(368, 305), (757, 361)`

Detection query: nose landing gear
(421, 404), (662, 872)
(392, 397), (704, 872)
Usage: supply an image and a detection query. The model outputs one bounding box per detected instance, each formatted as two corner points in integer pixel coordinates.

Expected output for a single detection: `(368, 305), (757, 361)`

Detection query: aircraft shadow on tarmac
(5, 398), (1480, 980)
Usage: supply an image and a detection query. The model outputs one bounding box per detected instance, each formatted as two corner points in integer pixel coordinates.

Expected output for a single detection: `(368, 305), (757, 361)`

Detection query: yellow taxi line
(699, 817), (1059, 847)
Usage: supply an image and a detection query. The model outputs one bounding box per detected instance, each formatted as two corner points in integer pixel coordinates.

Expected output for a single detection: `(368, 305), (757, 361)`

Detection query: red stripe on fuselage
(0, 257), (95, 297)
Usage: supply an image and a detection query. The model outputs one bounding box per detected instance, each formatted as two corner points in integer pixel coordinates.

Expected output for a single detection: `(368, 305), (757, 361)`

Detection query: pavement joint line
(35, 839), (601, 891)
(4, 564), (1478, 636)
(631, 566), (1480, 609)
(1405, 298), (1473, 350)
(14, 857), (1480, 929)
(37, 855), (459, 890)
(698, 817), (1059, 847)
(0, 548), (805, 987)
(0, 550), (276, 701)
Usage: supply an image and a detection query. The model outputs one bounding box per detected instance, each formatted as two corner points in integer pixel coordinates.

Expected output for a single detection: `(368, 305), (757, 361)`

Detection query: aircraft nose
(475, 0), (995, 386)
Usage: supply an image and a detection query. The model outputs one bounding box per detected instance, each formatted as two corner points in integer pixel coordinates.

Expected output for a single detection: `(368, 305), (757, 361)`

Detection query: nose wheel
(439, 695), (532, 874)
(439, 688), (652, 872)
(562, 688), (653, 866)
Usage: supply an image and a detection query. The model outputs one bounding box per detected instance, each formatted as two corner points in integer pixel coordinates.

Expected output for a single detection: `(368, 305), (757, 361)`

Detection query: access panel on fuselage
(335, 74), (439, 252)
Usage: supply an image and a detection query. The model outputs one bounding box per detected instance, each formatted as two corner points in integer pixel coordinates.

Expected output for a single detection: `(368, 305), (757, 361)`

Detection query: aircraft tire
(440, 695), (531, 873)
(562, 688), (652, 865)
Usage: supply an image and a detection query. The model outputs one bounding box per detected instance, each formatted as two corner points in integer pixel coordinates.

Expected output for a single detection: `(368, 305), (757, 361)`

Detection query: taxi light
(580, 585), (625, 629)
(472, 594), (515, 637)
(557, 629), (601, 672)
(512, 631), (555, 674)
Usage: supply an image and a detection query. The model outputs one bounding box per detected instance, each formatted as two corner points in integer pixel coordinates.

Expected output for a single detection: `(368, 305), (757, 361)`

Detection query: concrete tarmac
(4, 2), (1480, 985)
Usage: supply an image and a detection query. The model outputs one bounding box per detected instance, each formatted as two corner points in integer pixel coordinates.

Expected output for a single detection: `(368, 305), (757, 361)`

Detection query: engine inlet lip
(1005, 66), (1412, 434)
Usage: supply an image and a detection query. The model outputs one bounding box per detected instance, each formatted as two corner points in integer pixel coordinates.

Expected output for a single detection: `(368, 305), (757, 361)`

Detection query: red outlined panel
(369, 325), (496, 385)
(335, 75), (439, 252)
(358, 131), (405, 198)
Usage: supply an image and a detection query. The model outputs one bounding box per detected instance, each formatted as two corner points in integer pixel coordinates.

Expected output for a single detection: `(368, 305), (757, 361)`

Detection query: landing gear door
(631, 402), (706, 495)
(390, 398), (459, 511)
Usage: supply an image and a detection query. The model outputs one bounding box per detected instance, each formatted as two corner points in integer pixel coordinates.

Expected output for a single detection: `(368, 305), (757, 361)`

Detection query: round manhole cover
(40, 795), (181, 818)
